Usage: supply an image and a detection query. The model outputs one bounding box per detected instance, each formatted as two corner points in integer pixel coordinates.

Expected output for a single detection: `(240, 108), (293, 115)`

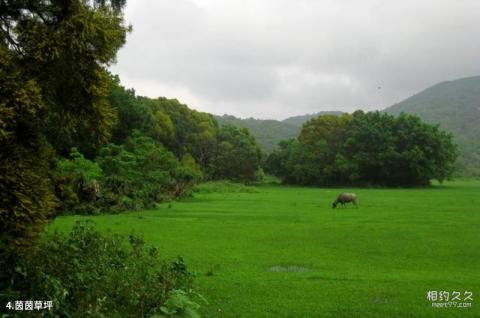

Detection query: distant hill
(215, 111), (343, 153)
(214, 115), (300, 153)
(384, 75), (480, 176)
(282, 111), (344, 127)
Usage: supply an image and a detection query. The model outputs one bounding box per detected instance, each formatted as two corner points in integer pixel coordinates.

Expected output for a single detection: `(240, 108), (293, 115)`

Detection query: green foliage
(213, 125), (263, 182)
(108, 81), (266, 183)
(97, 132), (199, 211)
(108, 75), (153, 145)
(347, 111), (457, 185)
(56, 148), (104, 214)
(385, 75), (480, 176)
(56, 133), (201, 214)
(181, 154), (204, 181)
(138, 97), (218, 173)
(58, 148), (103, 181)
(265, 139), (319, 185)
(0, 46), (56, 269)
(107, 81), (219, 176)
(267, 111), (458, 186)
(2, 0), (131, 158)
(159, 290), (204, 318)
(1, 221), (200, 317)
(0, 0), (129, 271)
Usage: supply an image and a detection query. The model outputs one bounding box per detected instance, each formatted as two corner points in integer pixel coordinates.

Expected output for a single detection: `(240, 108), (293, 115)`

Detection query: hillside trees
(138, 96), (219, 170)
(107, 80), (263, 183)
(267, 111), (457, 186)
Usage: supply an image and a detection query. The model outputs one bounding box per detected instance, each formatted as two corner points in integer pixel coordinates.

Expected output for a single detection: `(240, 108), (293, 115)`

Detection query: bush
(0, 221), (203, 317)
(55, 148), (103, 214)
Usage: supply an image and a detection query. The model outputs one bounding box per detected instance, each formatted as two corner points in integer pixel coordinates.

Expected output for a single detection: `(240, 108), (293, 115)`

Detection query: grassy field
(49, 180), (480, 318)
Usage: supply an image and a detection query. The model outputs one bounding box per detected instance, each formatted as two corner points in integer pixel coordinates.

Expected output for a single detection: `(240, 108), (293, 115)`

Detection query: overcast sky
(110, 0), (480, 120)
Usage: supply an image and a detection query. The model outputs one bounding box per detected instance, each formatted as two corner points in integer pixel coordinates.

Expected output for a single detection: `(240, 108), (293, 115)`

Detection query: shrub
(0, 221), (203, 317)
(55, 148), (103, 214)
(97, 132), (201, 211)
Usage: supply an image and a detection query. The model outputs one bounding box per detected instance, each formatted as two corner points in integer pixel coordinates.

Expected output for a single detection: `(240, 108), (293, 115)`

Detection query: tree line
(266, 111), (457, 186)
(56, 78), (263, 215)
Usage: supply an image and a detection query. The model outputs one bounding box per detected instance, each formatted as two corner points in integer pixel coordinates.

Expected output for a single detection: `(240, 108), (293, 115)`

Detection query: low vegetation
(1, 221), (201, 317)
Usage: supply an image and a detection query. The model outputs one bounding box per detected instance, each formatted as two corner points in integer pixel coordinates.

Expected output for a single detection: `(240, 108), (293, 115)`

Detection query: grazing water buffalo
(332, 193), (358, 208)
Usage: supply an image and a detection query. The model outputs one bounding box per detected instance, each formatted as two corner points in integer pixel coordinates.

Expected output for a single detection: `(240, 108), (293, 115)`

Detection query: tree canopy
(266, 111), (457, 186)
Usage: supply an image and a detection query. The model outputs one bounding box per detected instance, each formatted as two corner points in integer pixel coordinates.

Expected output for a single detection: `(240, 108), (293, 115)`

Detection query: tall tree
(0, 0), (129, 267)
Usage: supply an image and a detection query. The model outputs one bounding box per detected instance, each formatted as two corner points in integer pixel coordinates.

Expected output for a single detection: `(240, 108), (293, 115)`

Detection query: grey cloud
(111, 0), (480, 119)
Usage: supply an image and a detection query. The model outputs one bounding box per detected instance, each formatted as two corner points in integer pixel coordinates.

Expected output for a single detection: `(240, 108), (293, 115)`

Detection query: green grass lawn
(49, 180), (480, 318)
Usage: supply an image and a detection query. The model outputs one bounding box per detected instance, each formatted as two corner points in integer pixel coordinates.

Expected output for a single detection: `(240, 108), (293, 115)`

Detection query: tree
(0, 0), (129, 269)
(0, 46), (56, 265)
(346, 111), (457, 186)
(214, 125), (263, 182)
(136, 97), (219, 175)
(107, 75), (154, 145)
(1, 0), (130, 157)
(265, 139), (323, 185)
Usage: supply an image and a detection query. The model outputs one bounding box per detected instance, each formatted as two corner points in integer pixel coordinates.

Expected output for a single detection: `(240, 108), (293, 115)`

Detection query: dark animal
(332, 193), (358, 208)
